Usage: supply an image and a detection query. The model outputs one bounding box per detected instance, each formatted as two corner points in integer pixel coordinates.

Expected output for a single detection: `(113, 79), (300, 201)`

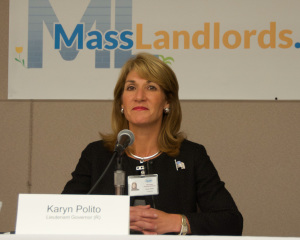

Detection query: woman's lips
(132, 106), (148, 110)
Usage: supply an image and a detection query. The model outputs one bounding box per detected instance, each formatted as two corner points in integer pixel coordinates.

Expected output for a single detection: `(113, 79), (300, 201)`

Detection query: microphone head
(117, 129), (135, 147)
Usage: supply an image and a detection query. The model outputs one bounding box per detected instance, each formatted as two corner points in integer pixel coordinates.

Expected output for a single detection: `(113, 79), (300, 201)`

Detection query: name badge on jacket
(128, 174), (159, 196)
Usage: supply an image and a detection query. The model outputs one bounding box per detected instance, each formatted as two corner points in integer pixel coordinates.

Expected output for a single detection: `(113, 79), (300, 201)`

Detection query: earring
(121, 108), (124, 114)
(164, 108), (170, 114)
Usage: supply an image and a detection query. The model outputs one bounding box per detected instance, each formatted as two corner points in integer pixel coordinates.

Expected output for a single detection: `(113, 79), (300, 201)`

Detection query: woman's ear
(164, 102), (170, 109)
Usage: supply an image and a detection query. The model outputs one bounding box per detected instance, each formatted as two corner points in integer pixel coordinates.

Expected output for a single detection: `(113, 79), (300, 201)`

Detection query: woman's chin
(129, 120), (158, 128)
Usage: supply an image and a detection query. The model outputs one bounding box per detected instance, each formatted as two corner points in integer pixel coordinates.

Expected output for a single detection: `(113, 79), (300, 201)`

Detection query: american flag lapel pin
(174, 159), (185, 171)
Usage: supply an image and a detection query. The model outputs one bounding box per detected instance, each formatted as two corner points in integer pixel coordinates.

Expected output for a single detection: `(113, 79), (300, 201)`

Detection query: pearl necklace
(129, 151), (161, 164)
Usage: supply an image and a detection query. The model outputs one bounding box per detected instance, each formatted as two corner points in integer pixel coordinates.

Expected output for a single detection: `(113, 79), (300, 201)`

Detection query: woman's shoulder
(177, 139), (209, 160)
(82, 140), (112, 155)
(85, 139), (104, 147)
(180, 139), (207, 152)
(178, 139), (213, 169)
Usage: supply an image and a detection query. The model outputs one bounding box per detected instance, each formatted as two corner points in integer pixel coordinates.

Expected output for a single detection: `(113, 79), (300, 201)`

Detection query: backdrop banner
(8, 0), (300, 100)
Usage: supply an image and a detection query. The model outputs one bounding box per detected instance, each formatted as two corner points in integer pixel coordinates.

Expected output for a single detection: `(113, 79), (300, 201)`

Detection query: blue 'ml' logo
(28, 0), (133, 68)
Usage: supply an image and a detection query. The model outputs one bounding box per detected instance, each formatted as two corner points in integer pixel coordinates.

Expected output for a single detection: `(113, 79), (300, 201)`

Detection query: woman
(62, 53), (243, 235)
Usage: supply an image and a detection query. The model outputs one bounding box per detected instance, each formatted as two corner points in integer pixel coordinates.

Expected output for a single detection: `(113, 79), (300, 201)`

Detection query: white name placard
(15, 194), (130, 235)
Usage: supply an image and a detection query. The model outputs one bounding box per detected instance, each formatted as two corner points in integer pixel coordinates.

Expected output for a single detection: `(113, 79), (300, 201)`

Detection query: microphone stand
(114, 155), (125, 195)
(88, 147), (127, 195)
(88, 130), (132, 195)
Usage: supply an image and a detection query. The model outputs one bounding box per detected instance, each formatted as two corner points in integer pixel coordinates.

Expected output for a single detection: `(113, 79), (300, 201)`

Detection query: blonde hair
(101, 53), (184, 157)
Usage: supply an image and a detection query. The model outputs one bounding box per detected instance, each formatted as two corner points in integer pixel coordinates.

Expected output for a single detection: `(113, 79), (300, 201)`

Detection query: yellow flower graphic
(15, 46), (26, 67)
(15, 47), (23, 54)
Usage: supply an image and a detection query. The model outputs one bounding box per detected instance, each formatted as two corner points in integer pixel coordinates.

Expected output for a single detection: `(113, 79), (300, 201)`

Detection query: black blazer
(62, 139), (243, 235)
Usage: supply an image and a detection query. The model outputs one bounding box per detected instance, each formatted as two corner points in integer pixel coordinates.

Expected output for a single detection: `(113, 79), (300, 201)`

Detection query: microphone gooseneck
(87, 129), (134, 195)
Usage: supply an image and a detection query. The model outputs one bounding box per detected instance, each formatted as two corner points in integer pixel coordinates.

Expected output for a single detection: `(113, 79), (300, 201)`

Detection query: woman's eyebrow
(125, 80), (135, 83)
(125, 80), (153, 84)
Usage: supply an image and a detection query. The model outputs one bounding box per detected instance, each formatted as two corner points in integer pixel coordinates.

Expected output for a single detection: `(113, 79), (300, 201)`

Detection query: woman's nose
(135, 88), (145, 101)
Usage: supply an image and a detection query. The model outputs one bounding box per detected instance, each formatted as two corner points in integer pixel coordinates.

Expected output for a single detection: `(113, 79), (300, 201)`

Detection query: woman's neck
(128, 124), (161, 157)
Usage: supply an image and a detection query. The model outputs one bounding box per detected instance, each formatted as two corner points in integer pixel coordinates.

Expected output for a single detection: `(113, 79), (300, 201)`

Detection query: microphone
(114, 129), (134, 195)
(114, 129), (135, 155)
(88, 129), (134, 195)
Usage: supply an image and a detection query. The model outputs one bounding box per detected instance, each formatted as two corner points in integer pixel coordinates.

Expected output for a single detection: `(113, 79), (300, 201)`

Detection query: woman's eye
(148, 85), (157, 91)
(126, 85), (135, 91)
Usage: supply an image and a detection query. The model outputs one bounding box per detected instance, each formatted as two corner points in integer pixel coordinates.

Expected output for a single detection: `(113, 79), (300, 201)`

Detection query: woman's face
(121, 70), (169, 129)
